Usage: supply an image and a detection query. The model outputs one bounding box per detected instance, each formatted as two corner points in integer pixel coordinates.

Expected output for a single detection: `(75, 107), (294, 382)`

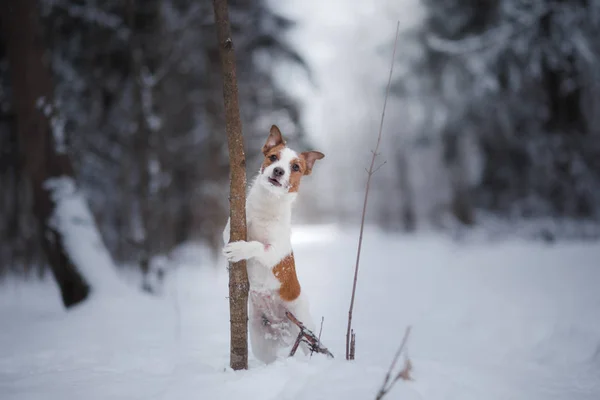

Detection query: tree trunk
(212, 0), (250, 370)
(397, 150), (416, 232)
(1, 0), (90, 306)
(445, 133), (475, 226)
(127, 0), (153, 288)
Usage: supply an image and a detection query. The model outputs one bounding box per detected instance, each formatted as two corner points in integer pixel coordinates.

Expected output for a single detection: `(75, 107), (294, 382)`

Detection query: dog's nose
(273, 167), (284, 177)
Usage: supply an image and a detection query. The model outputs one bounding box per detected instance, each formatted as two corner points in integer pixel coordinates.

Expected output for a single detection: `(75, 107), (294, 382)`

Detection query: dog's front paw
(222, 240), (262, 263)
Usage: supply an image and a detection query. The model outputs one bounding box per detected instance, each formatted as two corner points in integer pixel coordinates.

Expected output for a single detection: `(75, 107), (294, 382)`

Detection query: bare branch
(346, 21), (400, 361)
(287, 311), (334, 359)
(311, 316), (325, 358)
(394, 358), (413, 383)
(375, 326), (413, 400)
(371, 160), (387, 175)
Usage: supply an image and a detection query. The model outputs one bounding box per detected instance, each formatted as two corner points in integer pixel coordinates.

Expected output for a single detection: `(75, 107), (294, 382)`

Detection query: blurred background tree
(1, 0), (600, 283)
(0, 0), (308, 280)
(387, 0), (600, 236)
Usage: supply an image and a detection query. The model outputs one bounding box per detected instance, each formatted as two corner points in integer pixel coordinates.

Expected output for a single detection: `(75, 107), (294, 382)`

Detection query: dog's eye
(292, 164), (300, 172)
(269, 155), (278, 162)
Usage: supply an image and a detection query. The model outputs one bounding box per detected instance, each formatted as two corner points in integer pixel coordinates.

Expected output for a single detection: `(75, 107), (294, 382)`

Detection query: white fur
(222, 154), (315, 364)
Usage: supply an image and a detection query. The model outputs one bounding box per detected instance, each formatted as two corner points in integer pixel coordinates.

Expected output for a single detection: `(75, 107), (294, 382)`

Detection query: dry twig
(287, 311), (334, 359)
(310, 316), (325, 358)
(375, 326), (413, 400)
(345, 21), (401, 360)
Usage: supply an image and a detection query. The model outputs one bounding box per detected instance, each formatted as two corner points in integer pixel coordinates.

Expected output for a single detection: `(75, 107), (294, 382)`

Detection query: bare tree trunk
(397, 150), (416, 232)
(450, 179), (475, 226)
(212, 0), (250, 370)
(1, 0), (89, 307)
(126, 0), (164, 287)
(127, 0), (152, 286)
(445, 132), (475, 226)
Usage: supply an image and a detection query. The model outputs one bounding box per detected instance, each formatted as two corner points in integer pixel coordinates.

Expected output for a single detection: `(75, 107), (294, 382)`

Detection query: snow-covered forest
(2, 0), (600, 278)
(1, 0), (599, 399)
(0, 0), (310, 278)
(276, 0), (600, 235)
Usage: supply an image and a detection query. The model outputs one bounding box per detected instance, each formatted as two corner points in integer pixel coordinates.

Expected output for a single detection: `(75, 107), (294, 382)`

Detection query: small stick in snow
(375, 326), (413, 400)
(310, 316), (325, 358)
(287, 311), (334, 359)
(289, 330), (304, 357)
(346, 20), (401, 361)
(349, 329), (356, 360)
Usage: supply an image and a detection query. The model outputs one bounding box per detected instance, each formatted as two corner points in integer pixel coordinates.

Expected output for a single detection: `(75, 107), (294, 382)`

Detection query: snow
(43, 176), (127, 294)
(34, 98), (67, 154)
(49, 113), (67, 154)
(2, 225), (600, 399)
(43, 0), (125, 31)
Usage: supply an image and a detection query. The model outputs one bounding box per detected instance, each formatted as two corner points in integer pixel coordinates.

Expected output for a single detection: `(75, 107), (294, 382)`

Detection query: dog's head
(258, 125), (324, 195)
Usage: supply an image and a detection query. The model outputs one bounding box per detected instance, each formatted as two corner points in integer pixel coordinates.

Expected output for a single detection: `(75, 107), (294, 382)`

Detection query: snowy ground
(1, 225), (600, 400)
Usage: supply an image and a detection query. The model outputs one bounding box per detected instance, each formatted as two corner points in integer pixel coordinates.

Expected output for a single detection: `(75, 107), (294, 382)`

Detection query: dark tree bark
(397, 150), (416, 232)
(212, 0), (250, 370)
(1, 0), (90, 307)
(444, 130), (474, 226)
(126, 0), (157, 289)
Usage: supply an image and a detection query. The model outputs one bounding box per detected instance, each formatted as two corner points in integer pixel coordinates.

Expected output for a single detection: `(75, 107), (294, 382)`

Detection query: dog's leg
(222, 218), (265, 263)
(222, 240), (265, 262)
(249, 303), (279, 364)
(222, 240), (286, 267)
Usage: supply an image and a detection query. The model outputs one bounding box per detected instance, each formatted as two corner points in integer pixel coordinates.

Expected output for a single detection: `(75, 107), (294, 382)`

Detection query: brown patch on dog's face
(288, 157), (306, 193)
(301, 151), (325, 175)
(272, 253), (301, 301)
(260, 144), (286, 174)
(287, 151), (325, 192)
(259, 124), (324, 193)
(260, 124), (286, 175)
(262, 125), (285, 155)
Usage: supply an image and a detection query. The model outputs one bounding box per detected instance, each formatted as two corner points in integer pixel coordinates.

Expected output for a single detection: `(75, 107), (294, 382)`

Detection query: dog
(222, 125), (324, 364)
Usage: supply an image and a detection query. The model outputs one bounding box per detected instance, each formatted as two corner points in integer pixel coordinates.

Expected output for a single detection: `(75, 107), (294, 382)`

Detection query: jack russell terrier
(222, 125), (324, 364)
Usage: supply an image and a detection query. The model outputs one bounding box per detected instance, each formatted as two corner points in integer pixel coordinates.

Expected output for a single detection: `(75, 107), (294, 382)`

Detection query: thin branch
(311, 316), (325, 358)
(375, 326), (413, 400)
(381, 326), (411, 391)
(346, 21), (400, 361)
(371, 160), (387, 175)
(287, 311), (334, 359)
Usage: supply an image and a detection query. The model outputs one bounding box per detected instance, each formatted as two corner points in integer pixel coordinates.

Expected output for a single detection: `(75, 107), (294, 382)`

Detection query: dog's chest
(247, 216), (288, 243)
(246, 216), (293, 293)
(247, 258), (280, 292)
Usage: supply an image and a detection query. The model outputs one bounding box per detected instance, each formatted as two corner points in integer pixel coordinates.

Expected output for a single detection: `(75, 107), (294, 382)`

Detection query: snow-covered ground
(1, 225), (600, 399)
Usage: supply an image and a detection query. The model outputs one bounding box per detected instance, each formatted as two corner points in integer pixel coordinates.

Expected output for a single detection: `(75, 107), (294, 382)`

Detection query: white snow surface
(1, 225), (600, 399)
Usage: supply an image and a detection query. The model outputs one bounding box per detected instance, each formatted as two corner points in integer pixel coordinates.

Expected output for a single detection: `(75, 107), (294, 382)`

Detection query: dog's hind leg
(248, 304), (279, 364)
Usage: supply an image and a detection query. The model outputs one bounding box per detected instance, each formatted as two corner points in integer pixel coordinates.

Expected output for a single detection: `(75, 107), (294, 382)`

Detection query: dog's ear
(263, 125), (285, 155)
(300, 151), (324, 175)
